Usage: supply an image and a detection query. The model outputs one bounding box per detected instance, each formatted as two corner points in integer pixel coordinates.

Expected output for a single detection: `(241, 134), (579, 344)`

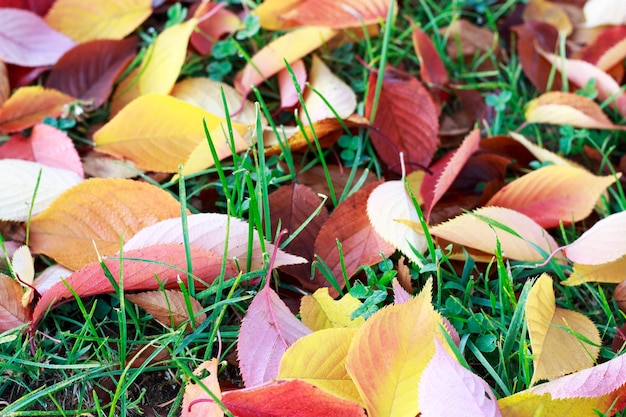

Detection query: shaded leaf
(238, 283), (312, 387)
(367, 180), (428, 264)
(526, 274), (600, 384)
(0, 274), (29, 332)
(522, 0), (572, 35)
(508, 132), (579, 168)
(346, 280), (441, 417)
(234, 27), (338, 96)
(300, 288), (364, 331)
(123, 213), (307, 272)
(126, 290), (206, 330)
(0, 123), (83, 177)
(81, 152), (140, 179)
(0, 159), (82, 221)
(314, 181), (395, 293)
(366, 66), (439, 173)
(0, 8), (74, 67)
(93, 94), (247, 173)
(0, 86), (75, 133)
(45, 0), (152, 42)
(486, 165), (617, 228)
(32, 264), (72, 296)
(182, 359), (223, 417)
(46, 38), (137, 108)
(429, 207), (559, 262)
(563, 211), (626, 265)
(442, 19), (501, 72)
(29, 178), (181, 270)
(278, 59), (306, 109)
(139, 18), (198, 96)
(221, 379), (366, 416)
(278, 327), (361, 404)
(32, 245), (232, 325)
(419, 338), (502, 417)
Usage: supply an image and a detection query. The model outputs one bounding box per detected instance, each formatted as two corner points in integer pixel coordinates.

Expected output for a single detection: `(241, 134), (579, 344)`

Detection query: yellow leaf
(563, 256), (626, 285)
(499, 392), (615, 417)
(139, 18), (198, 95)
(45, 0), (152, 42)
(235, 27), (338, 95)
(526, 274), (600, 384)
(278, 328), (362, 405)
(345, 280), (442, 417)
(110, 67), (141, 116)
(29, 178), (182, 270)
(429, 207), (559, 262)
(94, 94), (245, 173)
(508, 132), (582, 168)
(522, 0), (572, 35)
(300, 288), (365, 331)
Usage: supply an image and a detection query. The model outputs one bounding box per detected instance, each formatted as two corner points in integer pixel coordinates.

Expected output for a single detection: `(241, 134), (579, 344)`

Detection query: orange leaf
(32, 245), (233, 325)
(563, 211), (626, 265)
(94, 94), (247, 173)
(525, 91), (624, 130)
(125, 290), (206, 330)
(278, 328), (362, 404)
(0, 86), (75, 133)
(182, 359), (223, 417)
(45, 0), (152, 42)
(29, 178), (182, 270)
(345, 280), (443, 417)
(526, 274), (600, 384)
(138, 18), (198, 96)
(486, 165), (618, 228)
(522, 0), (572, 35)
(300, 288), (365, 331)
(234, 27), (338, 96)
(429, 207), (559, 262)
(0, 274), (30, 332)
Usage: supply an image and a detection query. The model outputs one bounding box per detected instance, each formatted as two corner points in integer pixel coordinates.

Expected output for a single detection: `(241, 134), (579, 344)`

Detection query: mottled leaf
(580, 26), (626, 71)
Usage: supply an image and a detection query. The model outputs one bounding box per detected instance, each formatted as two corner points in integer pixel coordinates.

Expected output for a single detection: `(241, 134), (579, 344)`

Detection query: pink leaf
(0, 8), (75, 67)
(237, 283), (312, 387)
(392, 278), (412, 304)
(278, 59), (306, 109)
(563, 211), (626, 265)
(0, 124), (83, 177)
(419, 339), (501, 417)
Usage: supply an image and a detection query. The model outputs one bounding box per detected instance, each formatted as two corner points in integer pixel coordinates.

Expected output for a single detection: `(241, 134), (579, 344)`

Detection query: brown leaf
(366, 66), (439, 173)
(0, 273), (30, 332)
(269, 183), (329, 284)
(442, 19), (501, 71)
(0, 60), (8, 107)
(126, 290), (206, 330)
(295, 164), (378, 203)
(314, 181), (395, 293)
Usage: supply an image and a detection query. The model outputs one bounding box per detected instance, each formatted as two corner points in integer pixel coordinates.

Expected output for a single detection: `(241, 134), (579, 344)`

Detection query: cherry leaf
(300, 288), (365, 331)
(0, 273), (30, 332)
(563, 211), (626, 265)
(0, 86), (75, 133)
(182, 359), (223, 417)
(278, 59), (306, 109)
(125, 290), (206, 330)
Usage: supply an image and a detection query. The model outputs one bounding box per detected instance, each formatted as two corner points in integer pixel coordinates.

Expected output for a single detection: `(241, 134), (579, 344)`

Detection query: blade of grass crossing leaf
(178, 167), (195, 299)
(367, 0), (395, 123)
(279, 194), (328, 249)
(336, 239), (351, 291)
(25, 167), (43, 246)
(109, 238), (128, 417)
(313, 254), (344, 295)
(203, 118), (233, 214)
(502, 281), (532, 362)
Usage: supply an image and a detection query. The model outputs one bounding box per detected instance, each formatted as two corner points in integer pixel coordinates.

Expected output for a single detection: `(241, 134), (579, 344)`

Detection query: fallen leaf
(583, 0), (626, 27)
(392, 277), (412, 304)
(0, 274), (30, 332)
(442, 19), (501, 71)
(526, 274), (600, 384)
(126, 290), (206, 330)
(523, 0), (572, 35)
(0, 60), (8, 106)
(301, 55), (356, 123)
(486, 165), (618, 228)
(237, 282), (312, 387)
(0, 123), (84, 177)
(45, 0), (152, 42)
(562, 210), (626, 265)
(508, 132), (580, 168)
(278, 59), (307, 109)
(32, 245), (233, 325)
(412, 25), (449, 91)
(221, 380), (366, 416)
(182, 359), (223, 417)
(562, 257), (626, 285)
(429, 207), (559, 262)
(314, 181), (395, 292)
(278, 327), (361, 404)
(123, 213), (307, 272)
(580, 26), (626, 72)
(234, 27), (338, 96)
(138, 18), (198, 96)
(11, 245), (34, 286)
(29, 178), (181, 270)
(45, 38), (137, 108)
(300, 288), (364, 331)
(0, 8), (75, 67)
(0, 159), (82, 221)
(525, 91), (625, 130)
(367, 180), (428, 265)
(32, 264), (72, 296)
(0, 86), (75, 133)
(93, 94), (247, 173)
(419, 338), (502, 417)
(345, 280), (442, 417)
(81, 152), (140, 179)
(366, 66), (439, 173)
(191, 2), (240, 55)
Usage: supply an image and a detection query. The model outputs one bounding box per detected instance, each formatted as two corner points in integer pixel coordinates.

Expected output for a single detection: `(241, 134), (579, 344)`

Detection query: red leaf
(0, 8), (75, 67)
(366, 66), (439, 173)
(237, 283), (312, 387)
(222, 380), (366, 417)
(580, 26), (626, 71)
(0, 0), (54, 15)
(32, 245), (234, 325)
(412, 26), (449, 101)
(46, 38), (137, 108)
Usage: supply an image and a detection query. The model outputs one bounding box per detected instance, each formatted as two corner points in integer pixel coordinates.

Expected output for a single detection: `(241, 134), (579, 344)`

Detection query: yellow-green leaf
(278, 328), (361, 405)
(526, 274), (600, 384)
(300, 288), (365, 331)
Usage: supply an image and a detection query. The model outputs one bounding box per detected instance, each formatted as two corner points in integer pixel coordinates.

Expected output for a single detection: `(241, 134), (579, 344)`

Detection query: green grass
(2, 0), (626, 415)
